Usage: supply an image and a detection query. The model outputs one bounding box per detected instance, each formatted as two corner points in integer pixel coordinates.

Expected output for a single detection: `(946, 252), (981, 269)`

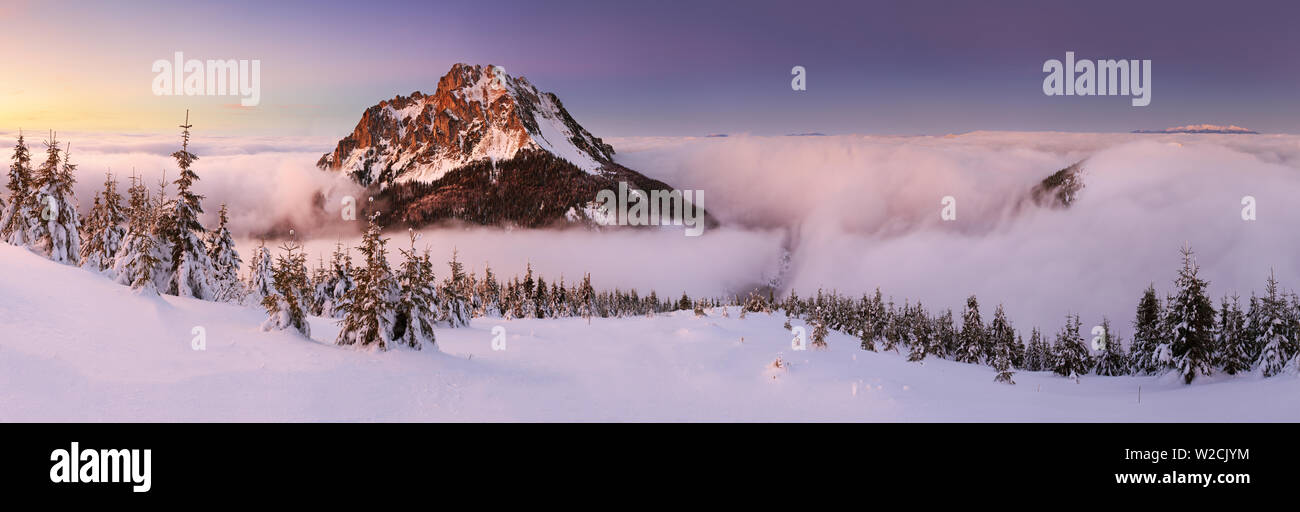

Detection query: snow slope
(1, 243), (1296, 422)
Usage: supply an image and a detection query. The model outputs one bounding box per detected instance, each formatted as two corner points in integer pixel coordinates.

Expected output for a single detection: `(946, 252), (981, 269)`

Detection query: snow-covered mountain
(1133, 124), (1259, 134)
(318, 63), (708, 229)
(318, 63), (617, 187)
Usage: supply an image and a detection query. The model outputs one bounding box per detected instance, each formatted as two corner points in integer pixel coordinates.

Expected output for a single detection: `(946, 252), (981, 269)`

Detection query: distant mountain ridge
(1133, 124), (1258, 134)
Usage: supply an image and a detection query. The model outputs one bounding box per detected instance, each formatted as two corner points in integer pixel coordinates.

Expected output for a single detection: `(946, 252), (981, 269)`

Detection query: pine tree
(534, 276), (550, 318)
(110, 174), (162, 294)
(957, 295), (985, 364)
(1092, 317), (1128, 376)
(261, 242), (311, 337)
(811, 315), (829, 350)
(2, 131), (36, 245)
(440, 248), (470, 328)
(1024, 327), (1049, 371)
(315, 242), (355, 318)
(337, 216), (399, 350)
(579, 273), (595, 323)
(29, 134), (81, 264)
(206, 204), (243, 302)
(1129, 284), (1165, 375)
(1052, 314), (1091, 380)
(392, 235), (437, 349)
(933, 309), (957, 360)
(479, 264), (501, 317)
(1254, 271), (1296, 377)
(906, 303), (934, 362)
(156, 112), (216, 299)
(1166, 246), (1216, 384)
(991, 336), (1016, 385)
(1216, 294), (1251, 375)
(80, 172), (126, 273)
(988, 304), (1015, 366)
(245, 241), (275, 305)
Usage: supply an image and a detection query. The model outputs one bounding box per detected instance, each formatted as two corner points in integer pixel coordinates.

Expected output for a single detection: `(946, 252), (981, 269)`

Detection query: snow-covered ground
(1, 243), (1296, 422)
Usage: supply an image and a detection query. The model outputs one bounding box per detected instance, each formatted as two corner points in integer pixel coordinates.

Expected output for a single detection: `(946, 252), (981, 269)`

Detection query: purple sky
(3, 0), (1298, 136)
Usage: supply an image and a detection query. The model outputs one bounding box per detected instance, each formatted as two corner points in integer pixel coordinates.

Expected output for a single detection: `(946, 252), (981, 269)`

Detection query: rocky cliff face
(320, 63), (710, 230)
(318, 63), (616, 187)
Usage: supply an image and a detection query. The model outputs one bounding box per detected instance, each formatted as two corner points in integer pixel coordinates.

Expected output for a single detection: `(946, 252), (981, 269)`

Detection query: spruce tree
(811, 315), (829, 350)
(957, 295), (985, 364)
(80, 172), (126, 272)
(2, 131), (36, 245)
(933, 309), (957, 360)
(1254, 271), (1296, 377)
(156, 113), (216, 299)
(1092, 317), (1128, 376)
(29, 134), (81, 264)
(440, 248), (470, 328)
(988, 304), (1016, 366)
(1216, 294), (1251, 375)
(1166, 246), (1216, 384)
(261, 242), (312, 337)
(337, 216), (399, 350)
(315, 242), (355, 318)
(579, 273), (595, 323)
(1052, 314), (1091, 380)
(479, 263), (501, 317)
(206, 204), (243, 302)
(1129, 284), (1165, 375)
(245, 241), (275, 305)
(110, 174), (162, 294)
(1023, 327), (1048, 371)
(393, 236), (437, 349)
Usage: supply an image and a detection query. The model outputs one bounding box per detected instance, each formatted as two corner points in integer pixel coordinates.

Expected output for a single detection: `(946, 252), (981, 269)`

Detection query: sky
(1, 0), (1298, 137)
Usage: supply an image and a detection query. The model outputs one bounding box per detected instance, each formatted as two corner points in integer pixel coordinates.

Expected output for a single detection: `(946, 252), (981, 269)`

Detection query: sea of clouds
(2, 129), (1297, 333)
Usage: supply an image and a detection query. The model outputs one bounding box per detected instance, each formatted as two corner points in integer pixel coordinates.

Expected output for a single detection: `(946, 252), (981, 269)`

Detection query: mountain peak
(318, 63), (615, 186)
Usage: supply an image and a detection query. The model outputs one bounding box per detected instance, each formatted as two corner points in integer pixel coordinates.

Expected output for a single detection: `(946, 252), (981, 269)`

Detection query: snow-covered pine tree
(988, 304), (1015, 366)
(1, 131), (36, 246)
(245, 241), (275, 306)
(1052, 314), (1091, 380)
(906, 302), (934, 362)
(957, 295), (985, 364)
(991, 336), (1016, 384)
(80, 172), (126, 273)
(1023, 327), (1048, 371)
(440, 248), (470, 328)
(1166, 245), (1216, 384)
(110, 174), (162, 294)
(1254, 271), (1296, 377)
(933, 308), (957, 360)
(206, 203), (243, 302)
(337, 216), (400, 350)
(1216, 294), (1251, 375)
(1129, 284), (1165, 375)
(156, 112), (215, 299)
(315, 242), (354, 318)
(28, 134), (81, 264)
(579, 273), (595, 324)
(1285, 295), (1300, 375)
(477, 264), (501, 317)
(534, 276), (550, 318)
(1092, 317), (1128, 376)
(392, 236), (437, 350)
(811, 315), (829, 350)
(521, 263), (536, 319)
(261, 242), (311, 338)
